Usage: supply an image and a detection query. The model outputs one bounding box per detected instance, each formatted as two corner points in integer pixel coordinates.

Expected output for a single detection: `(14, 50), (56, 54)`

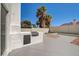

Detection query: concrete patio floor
(8, 33), (79, 56)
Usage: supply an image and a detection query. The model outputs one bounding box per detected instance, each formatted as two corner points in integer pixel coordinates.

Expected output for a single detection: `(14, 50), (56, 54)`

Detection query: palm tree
(45, 15), (52, 27)
(36, 6), (46, 17)
(45, 15), (52, 32)
(36, 6), (47, 28)
(36, 6), (52, 28)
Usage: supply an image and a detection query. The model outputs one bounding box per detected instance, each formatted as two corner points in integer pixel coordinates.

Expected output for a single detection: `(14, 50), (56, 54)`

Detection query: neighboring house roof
(60, 21), (79, 26)
(76, 21), (79, 24)
(61, 22), (73, 26)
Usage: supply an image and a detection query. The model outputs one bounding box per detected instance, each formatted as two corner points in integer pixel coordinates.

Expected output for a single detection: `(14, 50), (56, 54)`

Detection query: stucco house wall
(1, 3), (44, 56)
(1, 3), (22, 56)
(0, 4), (1, 56)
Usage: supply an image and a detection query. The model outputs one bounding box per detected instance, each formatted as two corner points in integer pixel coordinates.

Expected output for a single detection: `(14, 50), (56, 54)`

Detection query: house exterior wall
(0, 4), (1, 56)
(1, 3), (44, 56)
(1, 3), (22, 56)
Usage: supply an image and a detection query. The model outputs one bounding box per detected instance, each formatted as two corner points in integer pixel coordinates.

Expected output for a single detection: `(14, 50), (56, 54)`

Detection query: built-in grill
(23, 31), (39, 45)
(31, 31), (39, 36)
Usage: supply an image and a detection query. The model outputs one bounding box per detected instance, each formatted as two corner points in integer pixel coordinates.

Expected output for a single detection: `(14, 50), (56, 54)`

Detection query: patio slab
(8, 33), (79, 56)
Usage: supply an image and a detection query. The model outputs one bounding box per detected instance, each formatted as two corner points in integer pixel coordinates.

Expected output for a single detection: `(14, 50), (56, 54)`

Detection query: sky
(21, 3), (79, 26)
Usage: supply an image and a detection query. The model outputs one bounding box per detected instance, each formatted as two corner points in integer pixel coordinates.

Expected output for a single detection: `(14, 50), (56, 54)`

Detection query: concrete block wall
(50, 25), (79, 34)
